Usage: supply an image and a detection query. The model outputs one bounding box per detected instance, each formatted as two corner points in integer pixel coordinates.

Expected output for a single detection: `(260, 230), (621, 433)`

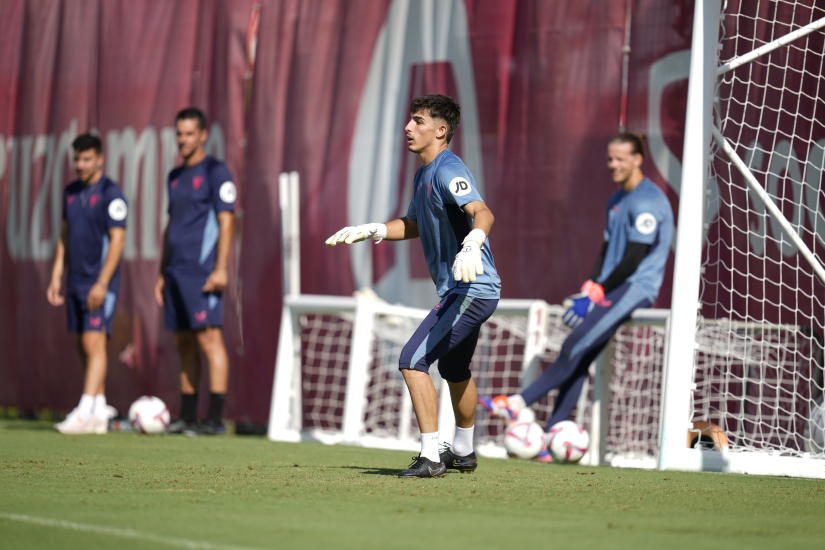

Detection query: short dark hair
(176, 107), (207, 130)
(72, 133), (102, 155)
(610, 132), (646, 158)
(410, 94), (461, 144)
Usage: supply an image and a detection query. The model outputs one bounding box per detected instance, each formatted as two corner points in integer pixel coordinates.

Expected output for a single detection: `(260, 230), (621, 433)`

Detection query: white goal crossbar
(267, 293), (669, 466)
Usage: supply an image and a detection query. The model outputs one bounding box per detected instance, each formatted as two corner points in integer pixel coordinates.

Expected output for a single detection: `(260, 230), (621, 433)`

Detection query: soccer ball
(503, 421), (545, 459)
(128, 396), (170, 434)
(547, 420), (590, 463)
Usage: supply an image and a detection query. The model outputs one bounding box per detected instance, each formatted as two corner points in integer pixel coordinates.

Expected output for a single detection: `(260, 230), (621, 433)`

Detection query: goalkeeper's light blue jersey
(598, 177), (674, 303)
(406, 150), (501, 299)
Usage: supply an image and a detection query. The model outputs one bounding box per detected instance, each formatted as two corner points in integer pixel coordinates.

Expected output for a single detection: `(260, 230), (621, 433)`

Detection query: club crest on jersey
(219, 181), (237, 203)
(449, 177), (472, 197)
(194, 311), (207, 322)
(108, 198), (127, 221)
(67, 196), (75, 204)
(635, 212), (657, 235)
(193, 176), (204, 190)
(171, 178), (179, 188)
(89, 194), (99, 207)
(612, 204), (620, 213)
(89, 317), (102, 327)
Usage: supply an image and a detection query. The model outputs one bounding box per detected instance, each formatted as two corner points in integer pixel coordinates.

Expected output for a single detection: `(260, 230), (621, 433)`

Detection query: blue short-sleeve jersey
(598, 178), (674, 302)
(166, 157), (236, 275)
(63, 176), (128, 293)
(406, 150), (500, 299)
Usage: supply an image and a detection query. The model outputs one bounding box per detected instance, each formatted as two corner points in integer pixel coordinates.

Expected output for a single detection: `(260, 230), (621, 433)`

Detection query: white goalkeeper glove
(452, 229), (486, 283)
(325, 223), (387, 247)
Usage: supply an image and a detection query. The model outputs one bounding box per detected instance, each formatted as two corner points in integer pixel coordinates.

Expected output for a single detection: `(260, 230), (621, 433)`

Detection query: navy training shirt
(63, 176), (128, 293)
(406, 150), (500, 299)
(165, 156), (236, 276)
(599, 178), (674, 302)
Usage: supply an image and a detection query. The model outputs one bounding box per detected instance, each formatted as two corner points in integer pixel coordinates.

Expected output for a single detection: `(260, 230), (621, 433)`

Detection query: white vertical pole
(658, 0), (721, 471)
(279, 173), (291, 296)
(521, 300), (549, 390)
(288, 171), (301, 295)
(581, 343), (613, 466)
(279, 171), (301, 297)
(267, 304), (302, 442)
(342, 299), (374, 444)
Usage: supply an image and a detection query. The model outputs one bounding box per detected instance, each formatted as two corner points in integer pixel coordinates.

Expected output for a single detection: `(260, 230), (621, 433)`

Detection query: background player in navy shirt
(154, 108), (236, 436)
(481, 133), (674, 461)
(47, 134), (127, 435)
(327, 95), (501, 477)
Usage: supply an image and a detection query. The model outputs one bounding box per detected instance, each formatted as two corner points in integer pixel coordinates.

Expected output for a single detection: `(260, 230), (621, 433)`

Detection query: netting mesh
(296, 307), (666, 460)
(697, 1), (825, 457)
(474, 316), (666, 460)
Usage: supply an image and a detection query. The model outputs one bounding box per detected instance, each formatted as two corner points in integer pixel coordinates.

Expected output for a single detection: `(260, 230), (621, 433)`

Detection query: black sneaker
(439, 443), (478, 473)
(397, 455), (446, 478)
(183, 420), (226, 436)
(165, 419), (194, 434)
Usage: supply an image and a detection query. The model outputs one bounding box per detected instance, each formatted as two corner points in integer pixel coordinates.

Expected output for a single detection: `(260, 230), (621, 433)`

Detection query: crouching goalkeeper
(481, 133), (673, 461)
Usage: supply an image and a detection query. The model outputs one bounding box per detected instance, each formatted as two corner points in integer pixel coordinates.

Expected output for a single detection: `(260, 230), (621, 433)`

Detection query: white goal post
(267, 293), (670, 467)
(659, 0), (825, 479)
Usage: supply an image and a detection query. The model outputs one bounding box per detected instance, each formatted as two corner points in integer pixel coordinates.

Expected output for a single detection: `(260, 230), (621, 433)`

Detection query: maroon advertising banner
(9, 0), (790, 425)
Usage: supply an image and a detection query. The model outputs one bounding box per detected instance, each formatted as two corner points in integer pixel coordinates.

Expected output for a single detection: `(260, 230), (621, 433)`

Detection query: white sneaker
(54, 410), (95, 435)
(90, 415), (108, 435)
(105, 405), (118, 419)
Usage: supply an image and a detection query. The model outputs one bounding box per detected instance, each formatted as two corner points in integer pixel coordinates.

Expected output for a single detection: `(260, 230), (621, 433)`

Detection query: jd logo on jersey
(450, 177), (472, 197)
(635, 213), (657, 235)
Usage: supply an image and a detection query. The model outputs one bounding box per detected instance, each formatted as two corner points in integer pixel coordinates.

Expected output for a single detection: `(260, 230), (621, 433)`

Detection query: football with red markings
(547, 420), (590, 463)
(503, 421), (545, 459)
(128, 396), (171, 434)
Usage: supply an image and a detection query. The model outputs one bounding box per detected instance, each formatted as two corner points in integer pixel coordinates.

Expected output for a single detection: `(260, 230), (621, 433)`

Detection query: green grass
(1, 420), (824, 550)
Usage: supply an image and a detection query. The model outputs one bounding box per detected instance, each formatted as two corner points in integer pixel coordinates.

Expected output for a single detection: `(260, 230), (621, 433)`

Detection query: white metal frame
(268, 294), (670, 467)
(659, 0), (825, 479)
(267, 296), (549, 451)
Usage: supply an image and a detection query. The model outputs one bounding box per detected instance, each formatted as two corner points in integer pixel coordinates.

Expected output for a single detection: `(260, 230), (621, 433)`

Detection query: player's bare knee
(81, 331), (106, 354)
(196, 327), (225, 356)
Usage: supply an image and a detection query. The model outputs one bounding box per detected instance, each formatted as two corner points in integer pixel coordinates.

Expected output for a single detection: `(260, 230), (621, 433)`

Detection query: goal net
(268, 294), (669, 467)
(661, 0), (825, 478)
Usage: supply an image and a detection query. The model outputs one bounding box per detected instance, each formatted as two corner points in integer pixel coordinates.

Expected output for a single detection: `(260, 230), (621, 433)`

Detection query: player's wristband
(580, 280), (604, 304)
(463, 228), (487, 248)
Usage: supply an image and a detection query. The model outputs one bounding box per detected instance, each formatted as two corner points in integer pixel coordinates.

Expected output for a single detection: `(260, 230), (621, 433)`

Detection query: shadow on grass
(340, 465), (400, 476)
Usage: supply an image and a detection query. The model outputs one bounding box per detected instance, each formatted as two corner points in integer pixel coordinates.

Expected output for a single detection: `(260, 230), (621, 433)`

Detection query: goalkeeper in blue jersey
(326, 95), (501, 478)
(480, 133), (673, 461)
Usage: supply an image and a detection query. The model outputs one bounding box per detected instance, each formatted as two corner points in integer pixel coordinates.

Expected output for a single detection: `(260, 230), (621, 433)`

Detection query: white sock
(93, 394), (108, 419)
(508, 394), (526, 414)
(451, 425), (474, 456)
(420, 432), (440, 462)
(77, 394), (95, 417)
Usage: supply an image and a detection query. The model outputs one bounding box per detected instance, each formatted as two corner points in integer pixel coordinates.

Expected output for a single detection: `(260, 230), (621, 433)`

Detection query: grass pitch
(1, 420), (824, 549)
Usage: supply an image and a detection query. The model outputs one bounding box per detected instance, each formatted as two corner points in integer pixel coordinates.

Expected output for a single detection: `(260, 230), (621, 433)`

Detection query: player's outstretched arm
(325, 217), (419, 247)
(325, 223), (387, 247)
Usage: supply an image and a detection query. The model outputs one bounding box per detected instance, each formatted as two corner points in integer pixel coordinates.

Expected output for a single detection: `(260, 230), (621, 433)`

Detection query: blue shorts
(399, 293), (498, 383)
(66, 286), (117, 336)
(163, 272), (223, 331)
